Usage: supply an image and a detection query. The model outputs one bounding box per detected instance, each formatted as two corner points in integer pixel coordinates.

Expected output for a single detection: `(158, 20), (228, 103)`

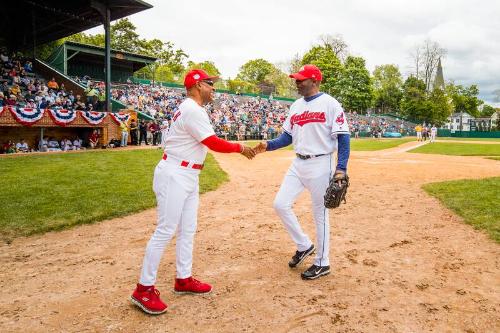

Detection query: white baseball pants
(273, 155), (332, 267)
(139, 159), (200, 286)
(161, 130), (168, 149)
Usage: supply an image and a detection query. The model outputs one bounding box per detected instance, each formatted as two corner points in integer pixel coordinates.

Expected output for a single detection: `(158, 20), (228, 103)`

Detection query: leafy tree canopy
(236, 59), (275, 84)
(372, 64), (403, 113)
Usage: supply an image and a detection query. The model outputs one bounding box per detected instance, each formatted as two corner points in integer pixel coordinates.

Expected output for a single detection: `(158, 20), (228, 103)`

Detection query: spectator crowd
(1, 54), (417, 154)
(0, 50), (107, 112)
(348, 111), (416, 138)
(112, 83), (291, 141)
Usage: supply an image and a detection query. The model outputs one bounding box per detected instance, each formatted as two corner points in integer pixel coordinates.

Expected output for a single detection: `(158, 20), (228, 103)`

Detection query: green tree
(372, 64), (403, 113)
(336, 56), (373, 113)
(480, 104), (496, 117)
(318, 34), (349, 61)
(288, 53), (303, 74)
(67, 32), (105, 47)
(264, 67), (295, 97)
(185, 61), (221, 76)
(236, 59), (275, 84)
(110, 18), (141, 53)
(226, 79), (257, 94)
(401, 76), (427, 122)
(36, 40), (65, 60)
(426, 87), (452, 125)
(138, 38), (187, 82)
(37, 18), (188, 82)
(180, 60), (222, 87)
(301, 45), (343, 98)
(446, 83), (483, 117)
(65, 19), (141, 52)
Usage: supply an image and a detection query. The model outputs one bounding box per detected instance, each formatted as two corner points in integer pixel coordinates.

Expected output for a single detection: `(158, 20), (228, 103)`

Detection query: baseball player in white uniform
(255, 64), (351, 280)
(131, 69), (256, 315)
(430, 125), (437, 142)
(160, 118), (170, 148)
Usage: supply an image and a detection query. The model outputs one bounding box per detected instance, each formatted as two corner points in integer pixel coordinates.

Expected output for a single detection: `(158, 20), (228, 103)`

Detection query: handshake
(240, 142), (268, 160)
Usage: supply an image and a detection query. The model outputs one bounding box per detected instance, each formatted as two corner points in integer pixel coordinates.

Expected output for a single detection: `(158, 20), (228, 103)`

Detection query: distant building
(442, 112), (474, 131)
(491, 111), (499, 128)
(470, 117), (493, 131)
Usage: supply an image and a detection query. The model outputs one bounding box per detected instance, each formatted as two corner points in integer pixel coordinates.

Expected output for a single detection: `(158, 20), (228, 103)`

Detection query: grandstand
(0, 0), (153, 152)
(0, 0), (418, 154)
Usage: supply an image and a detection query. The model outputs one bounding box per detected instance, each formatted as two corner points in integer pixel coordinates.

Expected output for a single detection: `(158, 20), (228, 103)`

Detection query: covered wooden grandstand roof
(47, 41), (156, 81)
(0, 0), (153, 49)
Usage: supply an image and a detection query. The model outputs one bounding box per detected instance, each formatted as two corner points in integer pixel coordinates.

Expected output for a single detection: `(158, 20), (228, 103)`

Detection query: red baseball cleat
(174, 277), (212, 294)
(130, 284), (168, 315)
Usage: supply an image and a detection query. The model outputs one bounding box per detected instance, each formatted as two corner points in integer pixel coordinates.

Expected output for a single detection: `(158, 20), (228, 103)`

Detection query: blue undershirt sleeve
(266, 131), (292, 151)
(336, 133), (350, 172)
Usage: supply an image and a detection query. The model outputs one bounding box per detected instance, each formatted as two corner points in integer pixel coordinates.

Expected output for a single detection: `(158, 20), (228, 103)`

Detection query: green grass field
(244, 137), (414, 151)
(0, 150), (228, 241)
(408, 142), (500, 156)
(350, 138), (414, 151)
(423, 177), (500, 243)
(437, 137), (500, 142)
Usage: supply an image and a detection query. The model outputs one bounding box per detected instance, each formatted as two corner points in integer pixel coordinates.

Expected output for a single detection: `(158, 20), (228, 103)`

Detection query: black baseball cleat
(301, 264), (330, 280)
(288, 244), (315, 268)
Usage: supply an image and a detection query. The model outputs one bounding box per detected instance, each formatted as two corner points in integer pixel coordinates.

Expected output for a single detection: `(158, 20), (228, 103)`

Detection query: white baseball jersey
(274, 92), (350, 268)
(283, 93), (349, 155)
(140, 98), (215, 285)
(164, 98), (215, 164)
(160, 119), (170, 149)
(160, 120), (170, 134)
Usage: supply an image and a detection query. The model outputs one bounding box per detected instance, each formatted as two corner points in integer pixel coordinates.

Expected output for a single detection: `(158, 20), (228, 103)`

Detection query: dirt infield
(1, 141), (499, 333)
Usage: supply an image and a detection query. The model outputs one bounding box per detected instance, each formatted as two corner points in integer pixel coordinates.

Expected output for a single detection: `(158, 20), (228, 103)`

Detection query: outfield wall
(437, 129), (500, 138)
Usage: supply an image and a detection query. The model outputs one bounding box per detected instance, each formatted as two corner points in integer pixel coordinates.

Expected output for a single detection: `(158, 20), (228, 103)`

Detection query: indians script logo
(290, 111), (326, 129)
(336, 112), (345, 125)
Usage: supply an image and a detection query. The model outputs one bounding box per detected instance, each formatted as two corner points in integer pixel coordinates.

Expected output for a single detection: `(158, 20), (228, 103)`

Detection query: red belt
(162, 153), (204, 170)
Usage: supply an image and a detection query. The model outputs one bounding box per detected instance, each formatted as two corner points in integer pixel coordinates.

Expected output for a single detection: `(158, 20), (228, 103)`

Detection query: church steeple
(433, 57), (445, 90)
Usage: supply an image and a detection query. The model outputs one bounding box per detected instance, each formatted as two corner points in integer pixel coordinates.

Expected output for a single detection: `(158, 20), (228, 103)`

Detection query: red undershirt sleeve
(201, 135), (242, 153)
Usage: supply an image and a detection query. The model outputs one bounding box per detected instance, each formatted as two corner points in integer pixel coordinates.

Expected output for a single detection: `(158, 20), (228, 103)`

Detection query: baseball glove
(324, 171), (349, 209)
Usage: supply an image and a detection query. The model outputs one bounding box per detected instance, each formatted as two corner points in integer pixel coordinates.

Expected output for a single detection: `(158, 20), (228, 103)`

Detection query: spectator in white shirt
(47, 137), (61, 151)
(61, 138), (73, 151)
(73, 137), (83, 150)
(16, 139), (29, 153)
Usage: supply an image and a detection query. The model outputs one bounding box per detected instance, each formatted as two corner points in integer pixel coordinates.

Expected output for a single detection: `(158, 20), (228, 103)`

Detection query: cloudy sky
(91, 0), (500, 105)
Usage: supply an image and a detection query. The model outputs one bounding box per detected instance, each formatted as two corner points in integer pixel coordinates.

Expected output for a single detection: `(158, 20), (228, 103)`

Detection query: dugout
(46, 41), (157, 83)
(0, 107), (137, 151)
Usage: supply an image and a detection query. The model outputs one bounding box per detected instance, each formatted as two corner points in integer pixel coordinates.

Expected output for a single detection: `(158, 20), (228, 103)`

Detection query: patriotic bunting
(3, 107), (128, 127)
(8, 106), (45, 126)
(80, 111), (107, 125)
(48, 109), (78, 126)
(109, 112), (131, 124)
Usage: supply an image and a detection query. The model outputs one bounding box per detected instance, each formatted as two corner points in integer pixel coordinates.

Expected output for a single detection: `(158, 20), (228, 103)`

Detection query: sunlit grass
(0, 150), (228, 240)
(423, 177), (500, 243)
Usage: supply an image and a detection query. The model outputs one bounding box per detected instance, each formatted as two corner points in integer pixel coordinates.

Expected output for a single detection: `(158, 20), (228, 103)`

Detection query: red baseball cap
(184, 69), (219, 89)
(289, 64), (322, 81)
